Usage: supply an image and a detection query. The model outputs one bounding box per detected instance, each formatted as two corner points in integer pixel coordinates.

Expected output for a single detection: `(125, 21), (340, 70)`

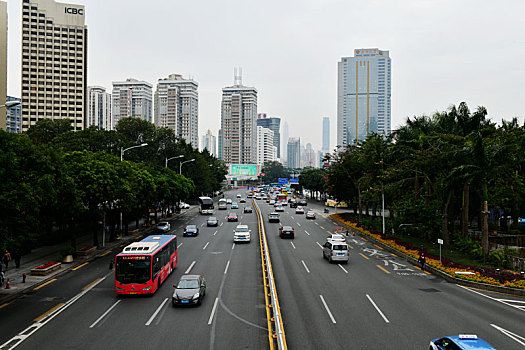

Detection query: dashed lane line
(366, 294), (390, 323)
(338, 264), (349, 274)
(185, 261), (196, 274)
(301, 260), (310, 273)
(33, 278), (57, 291)
(72, 262), (89, 271)
(376, 265), (391, 274)
(319, 295), (336, 324)
(359, 253), (369, 260)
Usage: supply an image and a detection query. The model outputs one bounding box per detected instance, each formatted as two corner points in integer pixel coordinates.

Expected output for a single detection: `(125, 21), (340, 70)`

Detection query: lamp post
(380, 160), (385, 235)
(119, 143), (148, 231)
(0, 100), (21, 108)
(165, 155), (183, 168)
(180, 159), (195, 174)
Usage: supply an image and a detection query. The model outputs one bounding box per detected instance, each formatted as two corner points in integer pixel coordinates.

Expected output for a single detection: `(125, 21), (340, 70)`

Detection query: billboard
(229, 164), (260, 176)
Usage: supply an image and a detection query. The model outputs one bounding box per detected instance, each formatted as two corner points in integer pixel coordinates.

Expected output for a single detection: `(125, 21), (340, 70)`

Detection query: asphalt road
(1, 190), (524, 349)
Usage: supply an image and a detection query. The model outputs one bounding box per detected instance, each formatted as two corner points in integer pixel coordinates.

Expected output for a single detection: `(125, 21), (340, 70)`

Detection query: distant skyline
(5, 0), (525, 151)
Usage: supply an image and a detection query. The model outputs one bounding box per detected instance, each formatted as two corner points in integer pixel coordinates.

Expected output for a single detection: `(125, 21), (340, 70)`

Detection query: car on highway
(236, 194), (241, 198)
(184, 224), (199, 236)
(289, 199), (297, 208)
(268, 212), (280, 223)
(240, 198), (246, 203)
(279, 226), (294, 239)
(275, 206), (284, 212)
(244, 206), (253, 213)
(226, 198), (232, 204)
(430, 334), (495, 350)
(227, 212), (238, 222)
(295, 206), (305, 214)
(323, 240), (349, 263)
(269, 200), (276, 205)
(231, 202), (239, 209)
(207, 217), (218, 227)
(172, 274), (206, 306)
(329, 234), (346, 243)
(233, 224), (251, 243)
(178, 202), (190, 209)
(298, 199), (307, 206)
(280, 200), (288, 206)
(156, 221), (171, 233)
(306, 210), (316, 219)
(247, 194), (253, 199)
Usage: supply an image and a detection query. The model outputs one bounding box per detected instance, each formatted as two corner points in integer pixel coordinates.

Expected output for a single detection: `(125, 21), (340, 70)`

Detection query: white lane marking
(203, 242), (210, 250)
(224, 260), (230, 274)
(491, 324), (525, 347)
(208, 298), (219, 325)
(338, 264), (349, 274)
(457, 284), (525, 313)
(185, 261), (196, 274)
(220, 222), (224, 226)
(316, 241), (323, 249)
(177, 243), (183, 248)
(290, 242), (296, 249)
(290, 216), (295, 220)
(145, 298), (168, 326)
(213, 230), (218, 236)
(90, 300), (121, 328)
(201, 223), (205, 227)
(366, 294), (390, 323)
(297, 222), (301, 227)
(305, 230), (310, 235)
(231, 243), (235, 250)
(319, 295), (336, 323)
(301, 260), (310, 273)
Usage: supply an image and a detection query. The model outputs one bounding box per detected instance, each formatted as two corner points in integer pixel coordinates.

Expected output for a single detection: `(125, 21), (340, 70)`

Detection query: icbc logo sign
(65, 7), (84, 15)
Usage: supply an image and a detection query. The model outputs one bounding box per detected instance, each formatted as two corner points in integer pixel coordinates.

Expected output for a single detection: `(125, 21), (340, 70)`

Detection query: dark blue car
(430, 334), (495, 350)
(184, 225), (199, 237)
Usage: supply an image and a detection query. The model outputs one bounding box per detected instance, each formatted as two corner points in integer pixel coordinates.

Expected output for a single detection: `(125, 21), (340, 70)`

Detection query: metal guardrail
(254, 199), (287, 350)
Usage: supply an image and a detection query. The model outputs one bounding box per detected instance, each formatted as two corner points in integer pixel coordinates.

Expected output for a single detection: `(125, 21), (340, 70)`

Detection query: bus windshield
(116, 256), (151, 284)
(199, 197), (214, 210)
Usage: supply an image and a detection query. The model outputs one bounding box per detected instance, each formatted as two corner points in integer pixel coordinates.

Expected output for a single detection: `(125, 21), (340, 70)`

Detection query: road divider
(254, 200), (287, 350)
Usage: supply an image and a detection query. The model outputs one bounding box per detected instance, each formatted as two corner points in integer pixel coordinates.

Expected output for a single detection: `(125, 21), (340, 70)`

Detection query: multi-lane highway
(1, 189), (524, 349)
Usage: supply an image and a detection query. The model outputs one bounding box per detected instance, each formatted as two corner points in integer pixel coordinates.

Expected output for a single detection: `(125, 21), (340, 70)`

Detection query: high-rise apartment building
(282, 121), (289, 163)
(322, 117), (330, 153)
(287, 137), (300, 169)
(217, 128), (223, 160)
(256, 126), (277, 166)
(20, 0), (87, 132)
(112, 78), (152, 129)
(304, 143), (317, 168)
(87, 86), (111, 130)
(6, 96), (21, 133)
(220, 72), (257, 165)
(337, 48), (391, 147)
(0, 1), (6, 130)
(155, 74), (199, 148)
(257, 113), (281, 158)
(201, 129), (216, 156)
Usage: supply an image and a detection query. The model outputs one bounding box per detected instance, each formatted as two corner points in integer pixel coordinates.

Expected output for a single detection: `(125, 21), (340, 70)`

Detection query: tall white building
(112, 78), (152, 129)
(20, 0), (87, 132)
(338, 48), (391, 147)
(287, 137), (300, 169)
(256, 126), (277, 166)
(201, 129), (216, 156)
(154, 74), (199, 148)
(304, 143), (317, 168)
(220, 70), (257, 165)
(87, 86), (111, 130)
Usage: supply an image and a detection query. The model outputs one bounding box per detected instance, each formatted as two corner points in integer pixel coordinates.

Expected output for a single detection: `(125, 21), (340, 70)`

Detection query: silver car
(322, 240), (349, 264)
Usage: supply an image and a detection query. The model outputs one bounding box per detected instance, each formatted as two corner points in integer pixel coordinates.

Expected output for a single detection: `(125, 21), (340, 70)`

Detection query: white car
(156, 221), (171, 233)
(233, 225), (251, 243)
(295, 206), (305, 214)
(275, 206), (284, 212)
(329, 234), (346, 243)
(178, 202), (190, 209)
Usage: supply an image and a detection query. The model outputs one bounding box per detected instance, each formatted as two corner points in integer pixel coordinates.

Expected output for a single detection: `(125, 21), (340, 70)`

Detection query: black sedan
(172, 274), (206, 306)
(279, 226), (295, 239)
(184, 224), (199, 236)
(207, 217), (218, 227)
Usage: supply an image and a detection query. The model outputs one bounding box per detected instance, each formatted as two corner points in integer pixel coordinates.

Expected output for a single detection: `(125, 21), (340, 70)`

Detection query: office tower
(0, 1), (6, 130)
(257, 113), (281, 158)
(201, 129), (216, 156)
(20, 0), (87, 132)
(282, 121), (289, 162)
(217, 128), (223, 160)
(87, 86), (112, 130)
(304, 143), (316, 168)
(287, 137), (300, 169)
(256, 126), (277, 166)
(112, 78), (152, 129)
(6, 96), (21, 133)
(322, 117), (330, 153)
(220, 70), (257, 165)
(155, 74), (199, 148)
(338, 48), (391, 147)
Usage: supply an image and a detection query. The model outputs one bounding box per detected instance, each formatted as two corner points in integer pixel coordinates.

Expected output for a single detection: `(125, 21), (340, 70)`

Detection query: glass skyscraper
(257, 113), (281, 158)
(337, 48), (391, 147)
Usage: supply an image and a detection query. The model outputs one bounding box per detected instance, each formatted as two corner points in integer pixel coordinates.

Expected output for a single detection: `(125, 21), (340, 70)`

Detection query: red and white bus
(115, 235), (177, 295)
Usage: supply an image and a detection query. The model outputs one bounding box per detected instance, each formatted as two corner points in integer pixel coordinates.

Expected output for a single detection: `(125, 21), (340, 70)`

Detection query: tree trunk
(441, 191), (453, 248)
(358, 186), (363, 222)
(461, 181), (470, 237)
(389, 209), (395, 234)
(92, 218), (99, 247)
(69, 221), (77, 251)
(448, 188), (455, 234)
(414, 168), (419, 200)
(482, 200), (489, 262)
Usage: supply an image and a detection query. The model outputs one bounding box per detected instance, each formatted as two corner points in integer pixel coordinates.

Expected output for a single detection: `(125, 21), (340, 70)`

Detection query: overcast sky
(6, 0), (525, 151)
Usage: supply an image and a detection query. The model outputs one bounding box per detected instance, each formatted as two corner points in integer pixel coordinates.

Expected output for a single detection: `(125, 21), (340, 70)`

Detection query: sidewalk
(0, 208), (194, 304)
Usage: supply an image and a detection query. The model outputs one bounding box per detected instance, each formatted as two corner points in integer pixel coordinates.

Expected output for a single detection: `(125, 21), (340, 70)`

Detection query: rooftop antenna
(234, 67), (243, 86)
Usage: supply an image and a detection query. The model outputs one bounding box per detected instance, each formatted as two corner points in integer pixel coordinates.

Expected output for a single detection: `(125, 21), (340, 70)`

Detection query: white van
(218, 199), (227, 210)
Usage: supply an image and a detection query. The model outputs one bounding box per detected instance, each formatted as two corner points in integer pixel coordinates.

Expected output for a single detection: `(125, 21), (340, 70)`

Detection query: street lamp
(180, 159), (195, 174)
(0, 100), (21, 108)
(119, 143), (148, 231)
(165, 154), (184, 168)
(380, 160), (385, 235)
(120, 143), (148, 161)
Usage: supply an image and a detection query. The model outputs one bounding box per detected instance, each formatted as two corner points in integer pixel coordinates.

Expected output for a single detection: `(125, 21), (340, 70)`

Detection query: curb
(0, 208), (195, 305)
(330, 217), (525, 297)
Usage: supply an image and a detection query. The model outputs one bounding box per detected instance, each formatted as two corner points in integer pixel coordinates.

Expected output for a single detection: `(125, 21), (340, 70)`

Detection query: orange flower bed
(331, 214), (525, 290)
